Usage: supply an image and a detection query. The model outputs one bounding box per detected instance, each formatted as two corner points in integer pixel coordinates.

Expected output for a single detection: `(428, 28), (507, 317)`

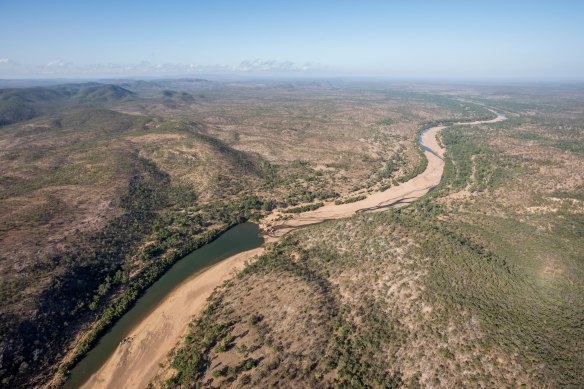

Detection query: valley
(0, 80), (582, 388)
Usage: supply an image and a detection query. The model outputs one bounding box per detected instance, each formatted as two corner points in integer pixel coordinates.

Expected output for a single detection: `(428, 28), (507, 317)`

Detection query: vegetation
(334, 194), (367, 205)
(2, 80), (582, 388)
(282, 202), (324, 213)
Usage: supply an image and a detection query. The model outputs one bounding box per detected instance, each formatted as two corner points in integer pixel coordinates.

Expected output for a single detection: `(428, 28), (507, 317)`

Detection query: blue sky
(1, 0), (583, 79)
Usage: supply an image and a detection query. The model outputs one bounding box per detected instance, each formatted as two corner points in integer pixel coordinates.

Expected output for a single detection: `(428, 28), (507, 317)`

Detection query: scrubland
(153, 85), (584, 388)
(0, 80), (492, 387)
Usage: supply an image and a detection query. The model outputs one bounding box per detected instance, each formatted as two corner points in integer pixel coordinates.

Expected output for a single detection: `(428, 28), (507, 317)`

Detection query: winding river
(63, 110), (505, 388)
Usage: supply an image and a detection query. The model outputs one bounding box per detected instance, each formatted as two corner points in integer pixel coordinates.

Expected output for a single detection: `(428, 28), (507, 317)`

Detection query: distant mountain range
(0, 83), (135, 125)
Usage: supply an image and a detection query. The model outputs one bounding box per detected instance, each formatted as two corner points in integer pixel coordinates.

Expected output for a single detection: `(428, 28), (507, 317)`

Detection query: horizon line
(1, 74), (584, 84)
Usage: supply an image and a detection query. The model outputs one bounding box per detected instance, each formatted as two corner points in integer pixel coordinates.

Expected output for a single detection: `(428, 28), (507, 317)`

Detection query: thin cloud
(233, 59), (323, 73)
(44, 58), (72, 68)
(0, 59), (22, 77)
(0, 58), (329, 78)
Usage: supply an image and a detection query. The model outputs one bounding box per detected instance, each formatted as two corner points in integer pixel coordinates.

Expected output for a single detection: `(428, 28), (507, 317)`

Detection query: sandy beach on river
(262, 111), (505, 238)
(81, 247), (264, 389)
(261, 125), (447, 238)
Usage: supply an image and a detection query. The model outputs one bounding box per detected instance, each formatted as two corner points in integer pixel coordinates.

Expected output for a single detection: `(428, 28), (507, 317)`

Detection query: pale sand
(79, 112), (504, 389)
(261, 125), (447, 237)
(262, 112), (505, 238)
(81, 247), (264, 389)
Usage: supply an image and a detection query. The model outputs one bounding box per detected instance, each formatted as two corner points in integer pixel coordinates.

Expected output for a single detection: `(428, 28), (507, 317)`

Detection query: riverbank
(260, 111), (505, 239)
(260, 124), (447, 238)
(81, 247), (264, 389)
(60, 223), (263, 388)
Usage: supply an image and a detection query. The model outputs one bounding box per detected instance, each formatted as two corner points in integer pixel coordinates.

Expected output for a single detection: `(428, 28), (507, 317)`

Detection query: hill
(0, 83), (135, 125)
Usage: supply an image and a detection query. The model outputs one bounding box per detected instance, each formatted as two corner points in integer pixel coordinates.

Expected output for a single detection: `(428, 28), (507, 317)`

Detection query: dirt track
(81, 111), (505, 389)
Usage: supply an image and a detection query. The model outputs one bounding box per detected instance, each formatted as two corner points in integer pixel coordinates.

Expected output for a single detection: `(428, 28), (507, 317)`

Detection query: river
(64, 222), (263, 388)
